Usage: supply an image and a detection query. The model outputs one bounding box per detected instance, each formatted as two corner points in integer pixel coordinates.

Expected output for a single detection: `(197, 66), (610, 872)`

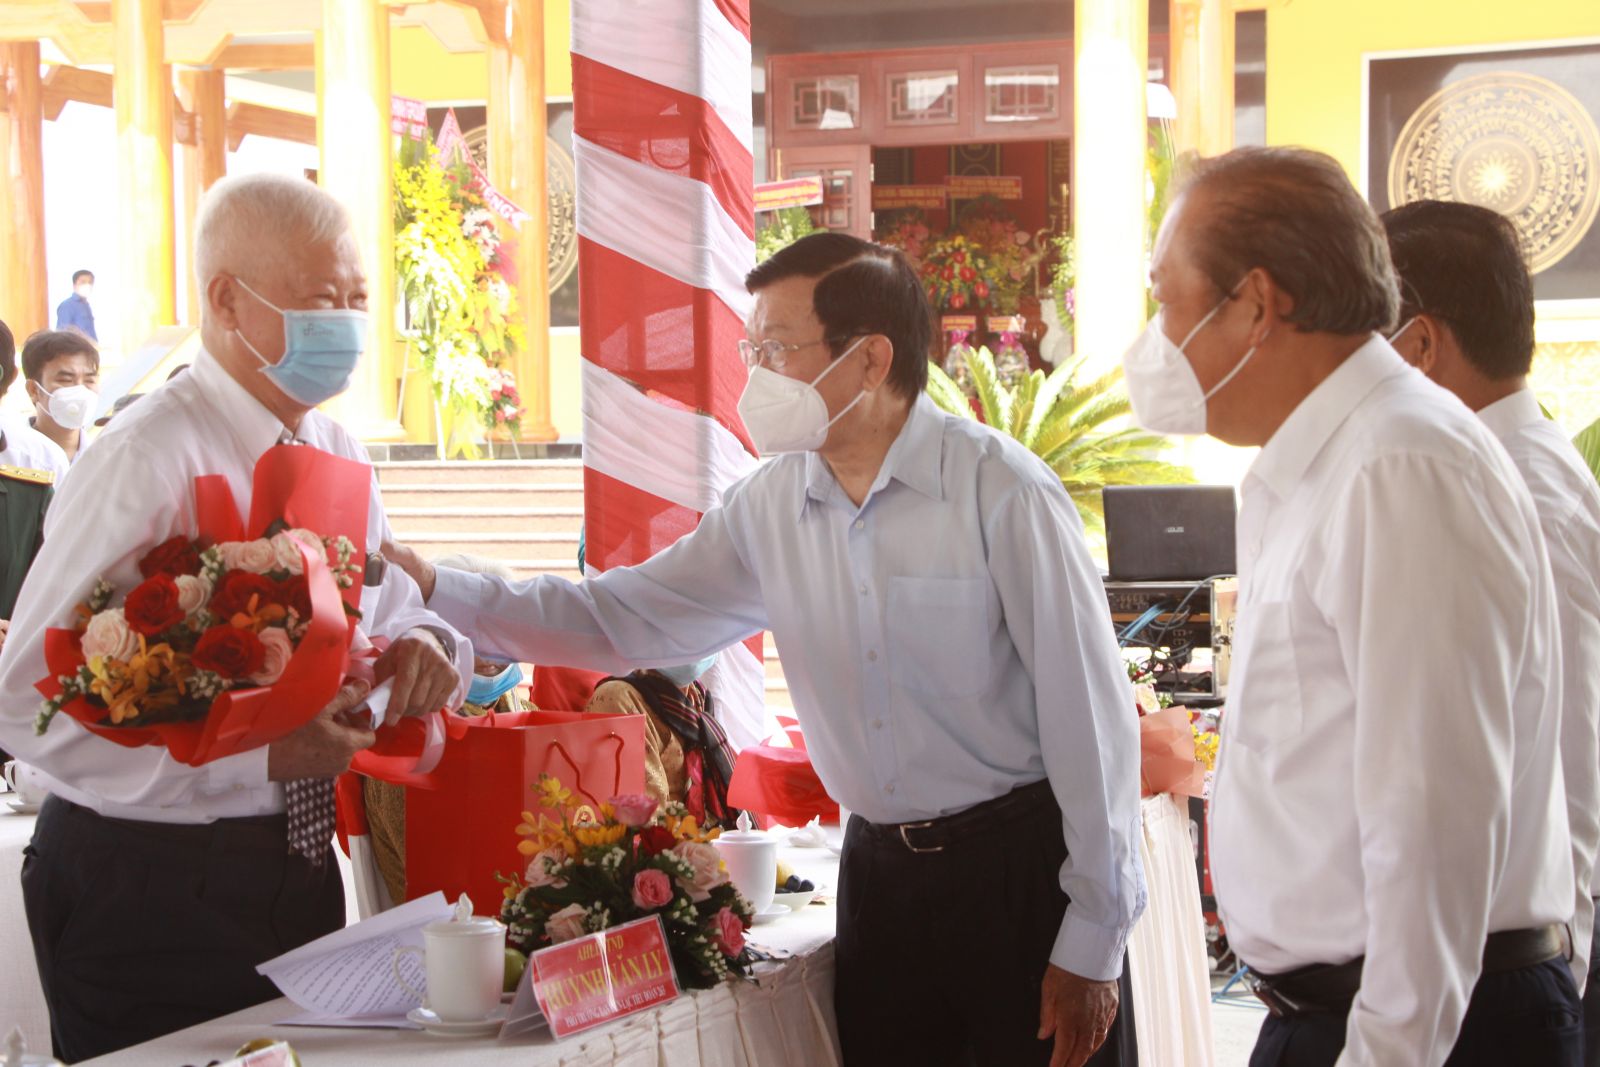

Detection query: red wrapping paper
(726, 744), (840, 826)
(34, 446), (371, 767)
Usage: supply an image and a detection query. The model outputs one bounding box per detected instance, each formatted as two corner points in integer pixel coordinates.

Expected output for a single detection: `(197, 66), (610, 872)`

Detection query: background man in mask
(0, 172), (469, 1061)
(1383, 199), (1600, 1056)
(1128, 146), (1577, 1065)
(54, 269), (96, 341)
(385, 232), (1144, 1067)
(20, 329), (100, 473)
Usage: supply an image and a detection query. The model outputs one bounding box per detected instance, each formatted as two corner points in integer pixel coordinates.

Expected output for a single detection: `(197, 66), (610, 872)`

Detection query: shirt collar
(1246, 335), (1411, 501)
(1476, 387), (1544, 442)
(188, 349), (295, 458)
(799, 394), (946, 518)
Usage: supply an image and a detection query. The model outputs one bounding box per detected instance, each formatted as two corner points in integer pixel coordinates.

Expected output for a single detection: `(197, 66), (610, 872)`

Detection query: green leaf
(1575, 417), (1600, 485)
(964, 346), (1013, 431)
(926, 362), (977, 419)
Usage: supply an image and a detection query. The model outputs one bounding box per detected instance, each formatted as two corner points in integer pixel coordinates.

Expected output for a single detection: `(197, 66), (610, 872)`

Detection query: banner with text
(517, 916), (680, 1040)
(946, 175), (1023, 200)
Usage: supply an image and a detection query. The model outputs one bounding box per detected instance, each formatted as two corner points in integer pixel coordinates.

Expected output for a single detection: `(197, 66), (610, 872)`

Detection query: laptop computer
(1102, 485), (1237, 582)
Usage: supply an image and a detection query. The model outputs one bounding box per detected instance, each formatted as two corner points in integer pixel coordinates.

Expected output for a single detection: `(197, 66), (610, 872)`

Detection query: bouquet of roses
(918, 234), (994, 312)
(32, 445), (374, 766)
(1128, 661), (1216, 798)
(499, 776), (755, 990)
(485, 368), (525, 436)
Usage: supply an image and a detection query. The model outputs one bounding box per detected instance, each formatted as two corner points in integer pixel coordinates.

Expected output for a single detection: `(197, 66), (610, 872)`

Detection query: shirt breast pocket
(886, 576), (992, 699)
(1226, 600), (1305, 755)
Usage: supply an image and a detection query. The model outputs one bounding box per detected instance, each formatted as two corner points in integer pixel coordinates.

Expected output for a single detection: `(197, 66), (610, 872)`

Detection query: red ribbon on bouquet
(35, 446), (372, 767)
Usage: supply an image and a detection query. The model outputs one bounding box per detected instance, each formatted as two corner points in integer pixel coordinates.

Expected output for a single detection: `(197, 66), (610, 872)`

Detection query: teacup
(713, 826), (778, 915)
(3, 762), (48, 807)
(392, 916), (506, 1023)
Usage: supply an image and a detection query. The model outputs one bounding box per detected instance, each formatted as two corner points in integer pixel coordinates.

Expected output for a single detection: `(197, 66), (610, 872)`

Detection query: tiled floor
(1211, 997), (1267, 1065)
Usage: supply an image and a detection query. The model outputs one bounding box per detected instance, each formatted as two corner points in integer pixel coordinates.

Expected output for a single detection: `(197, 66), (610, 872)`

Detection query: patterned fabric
(286, 776), (337, 864)
(615, 671), (738, 826)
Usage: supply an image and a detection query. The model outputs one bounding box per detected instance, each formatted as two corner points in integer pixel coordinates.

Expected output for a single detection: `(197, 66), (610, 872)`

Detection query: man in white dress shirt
(1384, 198), (1600, 1058)
(387, 233), (1145, 1067)
(0, 173), (470, 1062)
(1122, 146), (1580, 1065)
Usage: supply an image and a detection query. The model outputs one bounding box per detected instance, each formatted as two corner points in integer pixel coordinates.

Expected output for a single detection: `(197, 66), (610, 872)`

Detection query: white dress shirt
(0, 351), (472, 824)
(1211, 339), (1572, 1066)
(0, 412), (69, 483)
(1480, 387), (1600, 986)
(429, 394), (1146, 981)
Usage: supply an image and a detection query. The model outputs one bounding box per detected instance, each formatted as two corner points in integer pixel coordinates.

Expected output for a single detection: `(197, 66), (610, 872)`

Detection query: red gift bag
(402, 709), (646, 913)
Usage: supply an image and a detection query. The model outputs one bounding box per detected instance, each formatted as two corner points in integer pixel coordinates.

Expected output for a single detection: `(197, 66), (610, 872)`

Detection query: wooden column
(178, 69), (226, 325)
(1073, 0), (1150, 376)
(317, 0), (405, 439)
(489, 0), (557, 441)
(114, 0), (178, 354)
(0, 42), (47, 342)
(1170, 0), (1233, 156)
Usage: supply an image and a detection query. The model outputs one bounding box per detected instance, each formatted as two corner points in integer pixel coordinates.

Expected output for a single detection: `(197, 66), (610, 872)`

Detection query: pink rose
(249, 628), (294, 686)
(712, 906), (745, 957)
(219, 539), (277, 575)
(524, 848), (568, 888)
(82, 608), (140, 663)
(671, 841), (728, 903)
(632, 868), (674, 910)
(174, 574), (213, 616)
(545, 903), (589, 944)
(610, 793), (658, 828)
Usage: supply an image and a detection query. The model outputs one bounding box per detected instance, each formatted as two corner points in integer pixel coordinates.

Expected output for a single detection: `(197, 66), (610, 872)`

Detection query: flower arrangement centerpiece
(499, 777), (755, 990)
(394, 138), (526, 458)
(877, 213), (932, 266)
(918, 234), (994, 313)
(485, 368), (525, 438)
(956, 210), (1041, 316)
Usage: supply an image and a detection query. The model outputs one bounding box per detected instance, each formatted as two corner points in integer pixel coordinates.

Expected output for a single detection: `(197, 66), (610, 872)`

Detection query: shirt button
(854, 520), (865, 531)
(859, 584), (868, 596)
(867, 649), (878, 662)
(873, 719), (883, 729)
(885, 784), (895, 795)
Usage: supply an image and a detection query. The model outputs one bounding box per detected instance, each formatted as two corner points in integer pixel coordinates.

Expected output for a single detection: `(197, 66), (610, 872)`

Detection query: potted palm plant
(927, 346), (1194, 541)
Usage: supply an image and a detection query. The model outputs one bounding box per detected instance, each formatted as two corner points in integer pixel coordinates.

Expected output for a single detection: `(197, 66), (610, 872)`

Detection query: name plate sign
(524, 916), (680, 1039)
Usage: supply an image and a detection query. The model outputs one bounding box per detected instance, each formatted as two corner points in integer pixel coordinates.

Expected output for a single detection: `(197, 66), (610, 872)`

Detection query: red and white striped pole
(571, 0), (768, 749)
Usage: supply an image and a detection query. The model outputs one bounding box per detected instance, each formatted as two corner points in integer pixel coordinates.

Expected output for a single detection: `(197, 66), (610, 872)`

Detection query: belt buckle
(1242, 971), (1300, 1018)
(897, 820), (943, 854)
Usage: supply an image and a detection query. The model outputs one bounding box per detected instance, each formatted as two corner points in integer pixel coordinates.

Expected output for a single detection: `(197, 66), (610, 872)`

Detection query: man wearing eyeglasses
(385, 232), (1144, 1067)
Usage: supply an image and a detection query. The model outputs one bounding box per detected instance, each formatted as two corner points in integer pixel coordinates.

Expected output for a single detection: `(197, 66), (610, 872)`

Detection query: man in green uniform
(0, 319), (56, 645)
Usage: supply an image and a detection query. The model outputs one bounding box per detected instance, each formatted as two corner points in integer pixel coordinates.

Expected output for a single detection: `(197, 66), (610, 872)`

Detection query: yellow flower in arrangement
(536, 775), (573, 810)
(573, 822), (628, 849)
(229, 598), (287, 633)
(664, 813), (722, 844)
(1192, 725), (1220, 772)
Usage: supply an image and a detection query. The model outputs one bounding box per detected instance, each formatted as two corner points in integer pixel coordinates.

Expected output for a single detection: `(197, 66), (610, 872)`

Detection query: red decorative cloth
(726, 744), (840, 827)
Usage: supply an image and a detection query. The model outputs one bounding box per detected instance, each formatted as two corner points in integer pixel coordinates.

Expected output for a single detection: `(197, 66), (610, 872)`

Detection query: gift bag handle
(545, 733), (625, 809)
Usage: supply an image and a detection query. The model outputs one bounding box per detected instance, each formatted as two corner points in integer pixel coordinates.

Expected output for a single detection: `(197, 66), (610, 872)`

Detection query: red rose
(951, 293), (967, 309)
(139, 536), (201, 579)
(959, 267), (975, 282)
(123, 574), (187, 637)
(211, 571), (278, 621)
(276, 575), (313, 620)
(636, 825), (677, 857)
(941, 267), (954, 281)
(191, 625), (266, 679)
(975, 282), (990, 299)
(952, 251), (966, 264)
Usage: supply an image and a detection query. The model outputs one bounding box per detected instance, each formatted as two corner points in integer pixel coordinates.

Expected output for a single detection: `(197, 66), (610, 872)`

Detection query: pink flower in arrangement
(712, 906), (745, 957)
(632, 868), (674, 910)
(545, 903), (588, 944)
(610, 793), (659, 827)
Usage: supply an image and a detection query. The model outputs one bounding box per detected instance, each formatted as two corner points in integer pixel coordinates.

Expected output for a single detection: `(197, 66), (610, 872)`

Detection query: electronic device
(1103, 485), (1237, 582)
(1106, 576), (1237, 703)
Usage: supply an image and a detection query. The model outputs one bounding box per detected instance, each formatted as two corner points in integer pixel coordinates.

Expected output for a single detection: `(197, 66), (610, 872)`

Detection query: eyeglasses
(737, 336), (858, 373)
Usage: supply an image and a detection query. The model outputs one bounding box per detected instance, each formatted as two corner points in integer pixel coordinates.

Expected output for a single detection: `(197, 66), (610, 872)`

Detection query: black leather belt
(854, 779), (1056, 855)
(1245, 924), (1563, 1018)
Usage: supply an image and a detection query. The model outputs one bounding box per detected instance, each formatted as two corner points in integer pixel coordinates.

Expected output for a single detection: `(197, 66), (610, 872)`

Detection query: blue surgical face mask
(657, 655), (717, 689)
(232, 277), (369, 406)
(468, 662), (524, 706)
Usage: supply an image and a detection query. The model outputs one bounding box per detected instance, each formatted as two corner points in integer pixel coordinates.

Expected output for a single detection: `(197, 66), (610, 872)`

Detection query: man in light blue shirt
(392, 233), (1144, 1066)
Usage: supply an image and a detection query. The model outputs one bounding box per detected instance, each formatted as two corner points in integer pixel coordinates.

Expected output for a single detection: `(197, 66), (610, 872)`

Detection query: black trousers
(1250, 957), (1582, 1067)
(834, 801), (1138, 1067)
(1583, 915), (1600, 1067)
(21, 795), (343, 1063)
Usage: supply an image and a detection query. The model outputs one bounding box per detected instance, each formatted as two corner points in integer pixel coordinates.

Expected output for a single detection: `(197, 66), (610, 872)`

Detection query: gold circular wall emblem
(1387, 71), (1600, 274)
(464, 125), (581, 295)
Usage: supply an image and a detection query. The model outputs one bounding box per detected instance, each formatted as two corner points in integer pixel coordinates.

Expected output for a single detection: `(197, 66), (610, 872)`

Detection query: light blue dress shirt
(431, 394), (1146, 979)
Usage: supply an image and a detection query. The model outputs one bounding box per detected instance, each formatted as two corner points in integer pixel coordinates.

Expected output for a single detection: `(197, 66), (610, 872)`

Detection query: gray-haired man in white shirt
(0, 173), (469, 1062)
(1384, 198), (1600, 1055)
(1122, 146), (1581, 1065)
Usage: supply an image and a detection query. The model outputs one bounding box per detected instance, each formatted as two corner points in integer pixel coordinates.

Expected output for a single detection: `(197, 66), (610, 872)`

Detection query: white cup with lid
(392, 898), (505, 1022)
(712, 812), (778, 914)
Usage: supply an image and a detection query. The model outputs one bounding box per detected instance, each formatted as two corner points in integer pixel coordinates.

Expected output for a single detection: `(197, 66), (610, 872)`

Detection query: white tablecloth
(1127, 793), (1215, 1066)
(0, 808), (49, 1056)
(79, 838), (844, 1067)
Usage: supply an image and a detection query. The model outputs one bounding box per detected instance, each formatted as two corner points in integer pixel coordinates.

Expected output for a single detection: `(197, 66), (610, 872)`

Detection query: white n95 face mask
(737, 337), (867, 455)
(35, 384), (99, 430)
(1120, 281), (1263, 436)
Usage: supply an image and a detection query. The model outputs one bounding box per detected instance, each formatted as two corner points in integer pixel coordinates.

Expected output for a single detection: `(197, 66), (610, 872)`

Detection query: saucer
(6, 799), (40, 815)
(773, 889), (819, 911)
(407, 1005), (506, 1037)
(751, 904), (790, 926)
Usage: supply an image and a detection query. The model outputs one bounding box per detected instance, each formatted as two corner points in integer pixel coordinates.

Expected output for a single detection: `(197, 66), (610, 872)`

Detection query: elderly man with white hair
(0, 173), (471, 1062)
